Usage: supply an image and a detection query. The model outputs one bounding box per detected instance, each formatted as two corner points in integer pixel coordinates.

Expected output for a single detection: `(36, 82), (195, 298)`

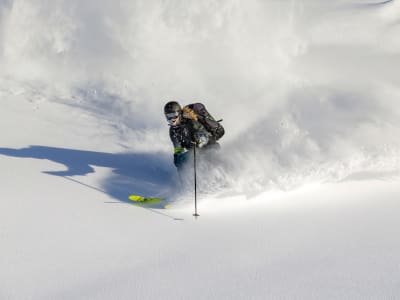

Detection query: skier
(164, 101), (224, 169)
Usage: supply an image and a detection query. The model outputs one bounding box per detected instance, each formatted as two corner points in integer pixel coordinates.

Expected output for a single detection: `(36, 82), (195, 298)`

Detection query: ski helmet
(164, 101), (182, 126)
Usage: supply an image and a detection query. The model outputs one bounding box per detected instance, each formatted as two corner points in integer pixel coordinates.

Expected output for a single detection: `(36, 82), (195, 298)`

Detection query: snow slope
(1, 1), (400, 299)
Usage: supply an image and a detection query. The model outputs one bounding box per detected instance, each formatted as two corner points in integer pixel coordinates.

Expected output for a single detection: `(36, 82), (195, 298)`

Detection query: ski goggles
(166, 112), (180, 125)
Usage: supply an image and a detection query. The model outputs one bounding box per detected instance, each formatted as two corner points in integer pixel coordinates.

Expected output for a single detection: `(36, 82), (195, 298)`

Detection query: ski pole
(192, 141), (199, 218)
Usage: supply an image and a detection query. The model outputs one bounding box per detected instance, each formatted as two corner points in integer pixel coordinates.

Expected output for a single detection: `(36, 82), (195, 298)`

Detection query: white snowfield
(1, 1), (400, 299)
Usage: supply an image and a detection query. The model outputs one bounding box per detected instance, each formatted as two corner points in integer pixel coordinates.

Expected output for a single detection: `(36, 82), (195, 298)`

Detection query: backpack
(183, 103), (225, 141)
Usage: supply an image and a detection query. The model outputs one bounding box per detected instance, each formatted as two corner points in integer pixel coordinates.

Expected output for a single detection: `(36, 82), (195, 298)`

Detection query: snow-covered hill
(1, 1), (400, 299)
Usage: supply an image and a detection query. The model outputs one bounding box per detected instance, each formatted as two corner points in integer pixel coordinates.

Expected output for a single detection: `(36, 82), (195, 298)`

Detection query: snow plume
(1, 0), (400, 195)
(223, 0), (400, 193)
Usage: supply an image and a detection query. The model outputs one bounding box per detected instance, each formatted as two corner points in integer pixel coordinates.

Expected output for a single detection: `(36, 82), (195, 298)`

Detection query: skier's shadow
(0, 145), (178, 205)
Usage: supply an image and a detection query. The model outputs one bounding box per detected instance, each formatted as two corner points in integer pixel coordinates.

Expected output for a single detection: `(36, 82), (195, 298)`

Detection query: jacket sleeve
(169, 127), (185, 154)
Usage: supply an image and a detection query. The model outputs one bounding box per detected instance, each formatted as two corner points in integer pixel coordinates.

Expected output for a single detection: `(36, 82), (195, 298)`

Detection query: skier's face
(166, 112), (181, 126)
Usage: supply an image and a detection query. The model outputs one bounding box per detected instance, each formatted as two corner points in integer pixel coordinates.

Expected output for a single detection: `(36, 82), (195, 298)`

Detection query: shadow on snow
(0, 145), (178, 206)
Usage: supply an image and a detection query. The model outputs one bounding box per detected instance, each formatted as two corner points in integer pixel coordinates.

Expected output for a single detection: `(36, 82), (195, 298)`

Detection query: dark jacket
(169, 118), (210, 154)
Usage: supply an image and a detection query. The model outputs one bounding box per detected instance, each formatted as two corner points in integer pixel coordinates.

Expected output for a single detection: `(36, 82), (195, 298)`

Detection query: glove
(174, 151), (189, 168)
(197, 134), (209, 148)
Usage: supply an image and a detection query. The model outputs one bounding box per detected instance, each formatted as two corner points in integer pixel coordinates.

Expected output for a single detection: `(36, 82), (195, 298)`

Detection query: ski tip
(128, 195), (145, 202)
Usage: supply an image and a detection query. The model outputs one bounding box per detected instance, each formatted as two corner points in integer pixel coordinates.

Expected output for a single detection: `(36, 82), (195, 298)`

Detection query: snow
(1, 1), (400, 299)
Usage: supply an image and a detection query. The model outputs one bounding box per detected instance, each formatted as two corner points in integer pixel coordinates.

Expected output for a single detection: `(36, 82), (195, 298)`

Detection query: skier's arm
(169, 127), (188, 167)
(192, 121), (210, 148)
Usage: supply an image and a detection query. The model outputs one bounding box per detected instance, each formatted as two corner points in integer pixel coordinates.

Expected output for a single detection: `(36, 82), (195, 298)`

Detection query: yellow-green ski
(128, 194), (163, 204)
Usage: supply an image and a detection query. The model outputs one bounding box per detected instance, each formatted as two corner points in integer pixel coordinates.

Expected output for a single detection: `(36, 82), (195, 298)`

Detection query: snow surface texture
(1, 0), (400, 299)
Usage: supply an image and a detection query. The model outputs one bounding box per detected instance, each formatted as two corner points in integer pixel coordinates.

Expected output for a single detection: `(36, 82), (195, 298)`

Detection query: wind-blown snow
(1, 0), (400, 299)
